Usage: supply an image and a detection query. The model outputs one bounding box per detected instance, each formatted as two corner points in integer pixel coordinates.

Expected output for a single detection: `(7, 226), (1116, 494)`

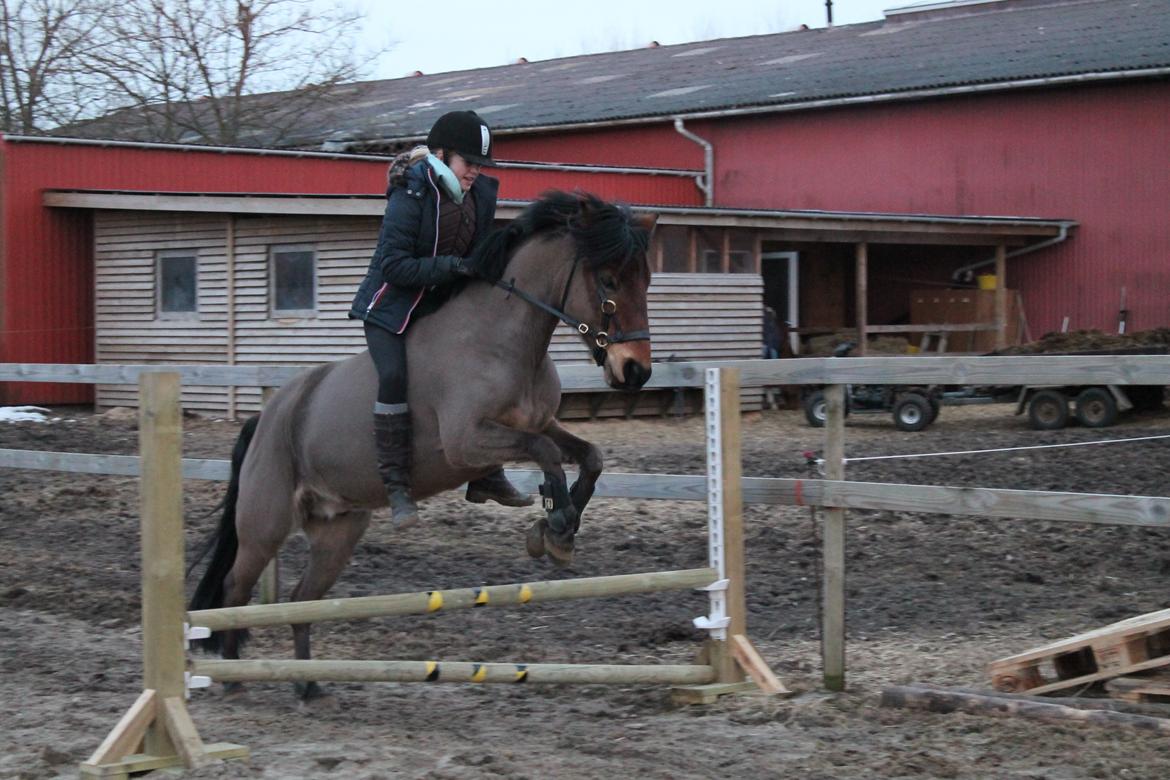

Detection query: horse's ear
(634, 212), (659, 232)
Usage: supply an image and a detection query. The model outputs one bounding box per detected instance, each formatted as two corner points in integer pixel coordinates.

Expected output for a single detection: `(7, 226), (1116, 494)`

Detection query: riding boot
(373, 411), (420, 528)
(466, 467), (535, 507)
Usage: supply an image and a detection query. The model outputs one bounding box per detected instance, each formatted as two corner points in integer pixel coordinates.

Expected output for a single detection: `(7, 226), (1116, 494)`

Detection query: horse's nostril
(623, 360), (651, 388)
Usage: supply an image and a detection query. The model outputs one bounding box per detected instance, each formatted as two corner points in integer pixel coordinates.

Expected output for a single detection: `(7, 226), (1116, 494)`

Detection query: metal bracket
(184, 622), (211, 649)
(185, 671), (212, 698)
(692, 615), (731, 630)
(696, 578), (729, 592)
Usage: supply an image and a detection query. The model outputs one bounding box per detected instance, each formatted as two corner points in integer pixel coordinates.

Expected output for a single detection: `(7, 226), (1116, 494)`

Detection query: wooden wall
(93, 212), (764, 416)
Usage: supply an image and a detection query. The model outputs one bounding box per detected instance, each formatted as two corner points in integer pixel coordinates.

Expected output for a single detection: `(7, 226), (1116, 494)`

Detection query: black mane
(473, 190), (650, 284)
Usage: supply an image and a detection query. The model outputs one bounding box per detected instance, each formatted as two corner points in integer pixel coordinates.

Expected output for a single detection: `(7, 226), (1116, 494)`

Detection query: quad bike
(800, 342), (942, 432)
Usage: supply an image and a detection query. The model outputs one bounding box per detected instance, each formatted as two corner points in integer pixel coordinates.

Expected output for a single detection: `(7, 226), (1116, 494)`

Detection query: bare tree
(80, 0), (376, 146)
(0, 0), (111, 133)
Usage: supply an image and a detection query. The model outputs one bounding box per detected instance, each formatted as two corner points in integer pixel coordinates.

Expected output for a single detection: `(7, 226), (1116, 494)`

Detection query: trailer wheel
(893, 393), (932, 432)
(1075, 386), (1118, 428)
(927, 396), (941, 424)
(1028, 389), (1069, 430)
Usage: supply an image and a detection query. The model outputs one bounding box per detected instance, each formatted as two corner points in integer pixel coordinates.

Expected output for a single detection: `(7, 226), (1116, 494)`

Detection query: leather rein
(492, 253), (650, 367)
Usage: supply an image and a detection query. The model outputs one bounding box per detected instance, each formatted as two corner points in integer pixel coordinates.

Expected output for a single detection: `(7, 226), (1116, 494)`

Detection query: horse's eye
(599, 272), (618, 289)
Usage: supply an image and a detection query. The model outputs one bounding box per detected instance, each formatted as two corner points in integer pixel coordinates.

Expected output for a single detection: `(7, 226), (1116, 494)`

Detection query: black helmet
(426, 110), (494, 166)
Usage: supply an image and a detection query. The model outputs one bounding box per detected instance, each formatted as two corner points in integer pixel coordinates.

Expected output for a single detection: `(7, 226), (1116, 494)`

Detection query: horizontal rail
(5, 355), (1170, 390)
(189, 567), (718, 631)
(191, 659), (716, 686)
(6, 447), (1168, 526)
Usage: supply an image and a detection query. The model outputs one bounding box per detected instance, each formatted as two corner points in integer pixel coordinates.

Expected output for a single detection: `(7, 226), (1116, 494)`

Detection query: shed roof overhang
(44, 189), (1075, 247)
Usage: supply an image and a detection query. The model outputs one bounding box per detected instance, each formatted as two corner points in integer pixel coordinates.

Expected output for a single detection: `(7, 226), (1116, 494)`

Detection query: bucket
(977, 274), (998, 290)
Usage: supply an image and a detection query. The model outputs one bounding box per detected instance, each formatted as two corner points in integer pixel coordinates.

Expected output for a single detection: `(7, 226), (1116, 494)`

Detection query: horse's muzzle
(613, 359), (652, 391)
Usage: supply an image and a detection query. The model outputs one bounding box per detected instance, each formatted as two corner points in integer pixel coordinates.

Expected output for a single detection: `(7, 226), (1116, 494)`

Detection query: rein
(492, 254), (650, 367)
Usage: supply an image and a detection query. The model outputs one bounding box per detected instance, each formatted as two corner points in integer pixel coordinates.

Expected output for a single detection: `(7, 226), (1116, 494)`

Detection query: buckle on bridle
(601, 299), (617, 315)
(594, 332), (610, 348)
(576, 323), (590, 335)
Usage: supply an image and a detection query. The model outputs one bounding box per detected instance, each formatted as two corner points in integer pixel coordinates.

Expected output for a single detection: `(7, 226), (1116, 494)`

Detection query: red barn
(3, 0), (1167, 406)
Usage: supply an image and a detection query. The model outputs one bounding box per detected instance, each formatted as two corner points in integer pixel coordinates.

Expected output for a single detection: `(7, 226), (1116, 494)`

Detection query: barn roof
(64, 0), (1169, 151)
(44, 189), (1075, 246)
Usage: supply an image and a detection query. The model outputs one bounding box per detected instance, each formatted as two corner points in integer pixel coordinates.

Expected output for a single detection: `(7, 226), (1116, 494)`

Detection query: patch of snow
(0, 406), (51, 422)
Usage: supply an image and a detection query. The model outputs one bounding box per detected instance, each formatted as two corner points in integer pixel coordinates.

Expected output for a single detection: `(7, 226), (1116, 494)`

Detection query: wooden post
(752, 233), (763, 274)
(721, 229), (731, 273)
(258, 386), (279, 605)
(139, 372), (185, 757)
(82, 373), (247, 776)
(855, 243), (868, 356)
(688, 228), (698, 273)
(994, 244), (1008, 350)
(655, 236), (664, 274)
(822, 384), (847, 691)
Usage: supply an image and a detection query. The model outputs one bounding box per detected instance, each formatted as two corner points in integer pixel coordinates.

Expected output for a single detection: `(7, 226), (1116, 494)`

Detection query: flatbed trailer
(1012, 347), (1168, 430)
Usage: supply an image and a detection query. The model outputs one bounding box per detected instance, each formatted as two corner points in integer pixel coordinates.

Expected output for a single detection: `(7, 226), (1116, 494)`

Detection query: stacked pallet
(989, 608), (1170, 701)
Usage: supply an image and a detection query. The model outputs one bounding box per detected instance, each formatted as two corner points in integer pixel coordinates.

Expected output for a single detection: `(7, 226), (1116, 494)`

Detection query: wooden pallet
(1106, 672), (1170, 703)
(988, 607), (1170, 695)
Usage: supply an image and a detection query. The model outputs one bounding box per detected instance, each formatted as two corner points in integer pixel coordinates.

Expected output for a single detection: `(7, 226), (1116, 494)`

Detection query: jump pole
(81, 372), (247, 778)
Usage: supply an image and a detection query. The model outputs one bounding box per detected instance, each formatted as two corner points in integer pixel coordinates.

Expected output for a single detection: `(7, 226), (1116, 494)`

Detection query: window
(157, 251), (198, 317)
(270, 245), (316, 316)
(700, 249), (752, 273)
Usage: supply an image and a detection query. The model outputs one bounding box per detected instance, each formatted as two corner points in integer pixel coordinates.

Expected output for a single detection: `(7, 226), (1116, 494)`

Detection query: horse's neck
(433, 239), (571, 359)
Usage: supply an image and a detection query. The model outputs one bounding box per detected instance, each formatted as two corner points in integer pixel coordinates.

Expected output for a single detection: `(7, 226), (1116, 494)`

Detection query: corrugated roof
(65, 0), (1170, 150)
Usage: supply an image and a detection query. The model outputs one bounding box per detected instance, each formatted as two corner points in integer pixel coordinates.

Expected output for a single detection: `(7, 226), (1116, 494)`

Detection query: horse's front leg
(543, 419), (603, 520)
(451, 420), (577, 564)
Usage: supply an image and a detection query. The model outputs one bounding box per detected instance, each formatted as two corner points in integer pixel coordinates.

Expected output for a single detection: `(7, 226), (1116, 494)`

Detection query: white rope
(841, 433), (1170, 465)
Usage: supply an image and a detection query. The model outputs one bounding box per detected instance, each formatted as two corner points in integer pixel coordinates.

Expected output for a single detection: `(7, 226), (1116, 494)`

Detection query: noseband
(493, 253), (650, 367)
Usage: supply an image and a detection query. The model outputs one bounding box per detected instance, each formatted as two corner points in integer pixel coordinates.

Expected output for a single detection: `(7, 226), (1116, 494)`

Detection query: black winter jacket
(349, 160), (499, 334)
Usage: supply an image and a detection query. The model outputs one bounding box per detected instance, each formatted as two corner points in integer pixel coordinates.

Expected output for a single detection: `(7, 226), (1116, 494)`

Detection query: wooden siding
(93, 212), (763, 415)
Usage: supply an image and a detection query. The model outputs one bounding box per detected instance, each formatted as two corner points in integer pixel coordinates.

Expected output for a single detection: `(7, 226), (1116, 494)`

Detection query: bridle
(493, 252), (650, 367)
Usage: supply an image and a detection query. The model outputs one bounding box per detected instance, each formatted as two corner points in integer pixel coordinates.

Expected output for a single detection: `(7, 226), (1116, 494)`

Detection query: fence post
(822, 383), (847, 691)
(702, 367), (747, 684)
(139, 372), (186, 756)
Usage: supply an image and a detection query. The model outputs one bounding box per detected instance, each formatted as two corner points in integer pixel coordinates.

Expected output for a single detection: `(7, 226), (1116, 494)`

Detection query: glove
(444, 255), (478, 278)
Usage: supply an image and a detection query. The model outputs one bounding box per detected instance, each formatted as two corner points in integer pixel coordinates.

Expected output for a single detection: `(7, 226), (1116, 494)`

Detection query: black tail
(189, 413), (261, 652)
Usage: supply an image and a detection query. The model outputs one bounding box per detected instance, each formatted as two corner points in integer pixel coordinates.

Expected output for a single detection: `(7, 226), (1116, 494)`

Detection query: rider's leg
(465, 467), (535, 507)
(365, 323), (419, 527)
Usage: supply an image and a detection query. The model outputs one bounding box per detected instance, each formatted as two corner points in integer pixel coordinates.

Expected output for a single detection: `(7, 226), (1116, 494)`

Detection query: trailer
(1014, 347), (1168, 430)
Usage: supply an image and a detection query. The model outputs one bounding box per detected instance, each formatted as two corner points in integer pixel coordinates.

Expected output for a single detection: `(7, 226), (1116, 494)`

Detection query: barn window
(270, 245), (316, 316)
(157, 251), (198, 317)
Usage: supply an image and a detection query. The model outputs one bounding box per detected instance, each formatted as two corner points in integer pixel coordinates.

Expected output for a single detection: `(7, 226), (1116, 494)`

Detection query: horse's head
(561, 195), (656, 391)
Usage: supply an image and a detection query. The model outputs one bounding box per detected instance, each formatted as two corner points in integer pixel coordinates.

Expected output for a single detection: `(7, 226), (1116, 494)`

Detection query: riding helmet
(426, 110), (494, 166)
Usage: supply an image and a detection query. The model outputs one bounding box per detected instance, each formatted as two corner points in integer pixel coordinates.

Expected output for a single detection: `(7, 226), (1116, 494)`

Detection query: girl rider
(349, 110), (532, 527)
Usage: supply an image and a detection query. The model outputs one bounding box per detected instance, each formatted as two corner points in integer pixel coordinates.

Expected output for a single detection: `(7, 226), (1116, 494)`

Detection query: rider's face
(445, 152), (482, 192)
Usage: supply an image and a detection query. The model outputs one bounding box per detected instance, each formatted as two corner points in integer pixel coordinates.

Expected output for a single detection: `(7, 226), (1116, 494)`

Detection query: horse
(189, 191), (656, 698)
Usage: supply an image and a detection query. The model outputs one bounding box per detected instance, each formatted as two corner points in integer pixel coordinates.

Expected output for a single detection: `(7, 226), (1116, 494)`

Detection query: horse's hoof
(294, 681), (336, 706)
(526, 519), (547, 558)
(543, 530), (575, 568)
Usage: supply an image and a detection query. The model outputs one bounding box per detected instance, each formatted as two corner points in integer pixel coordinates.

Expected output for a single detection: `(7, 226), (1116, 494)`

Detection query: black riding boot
(466, 467), (535, 507)
(373, 411), (420, 527)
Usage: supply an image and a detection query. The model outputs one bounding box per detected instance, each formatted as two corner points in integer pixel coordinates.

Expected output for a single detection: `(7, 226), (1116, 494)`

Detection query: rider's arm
(375, 187), (468, 287)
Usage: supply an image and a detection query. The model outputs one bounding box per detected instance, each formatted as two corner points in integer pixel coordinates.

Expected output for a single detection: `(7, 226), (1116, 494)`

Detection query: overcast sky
(352, 0), (901, 80)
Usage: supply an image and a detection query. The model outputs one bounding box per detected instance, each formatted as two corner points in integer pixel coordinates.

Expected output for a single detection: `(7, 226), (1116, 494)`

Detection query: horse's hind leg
(219, 503), (291, 689)
(289, 509), (371, 701)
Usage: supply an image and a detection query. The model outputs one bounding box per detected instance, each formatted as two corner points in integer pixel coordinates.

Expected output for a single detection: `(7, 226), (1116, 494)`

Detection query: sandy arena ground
(3, 399), (1170, 779)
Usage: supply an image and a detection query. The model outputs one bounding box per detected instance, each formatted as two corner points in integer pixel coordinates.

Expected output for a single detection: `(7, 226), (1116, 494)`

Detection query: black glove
(450, 256), (477, 278)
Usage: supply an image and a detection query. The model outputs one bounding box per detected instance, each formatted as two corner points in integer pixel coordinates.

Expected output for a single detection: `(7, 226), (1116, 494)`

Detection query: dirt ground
(4, 398), (1170, 779)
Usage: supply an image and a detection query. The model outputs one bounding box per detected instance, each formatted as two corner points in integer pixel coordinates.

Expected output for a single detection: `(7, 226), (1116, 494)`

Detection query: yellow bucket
(977, 274), (998, 290)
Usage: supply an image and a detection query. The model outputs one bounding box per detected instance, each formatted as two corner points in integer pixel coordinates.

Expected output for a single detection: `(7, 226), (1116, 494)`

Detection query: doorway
(761, 251), (799, 355)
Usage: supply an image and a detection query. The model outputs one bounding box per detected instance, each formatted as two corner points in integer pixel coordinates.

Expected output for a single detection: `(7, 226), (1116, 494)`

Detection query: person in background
(348, 110), (532, 528)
